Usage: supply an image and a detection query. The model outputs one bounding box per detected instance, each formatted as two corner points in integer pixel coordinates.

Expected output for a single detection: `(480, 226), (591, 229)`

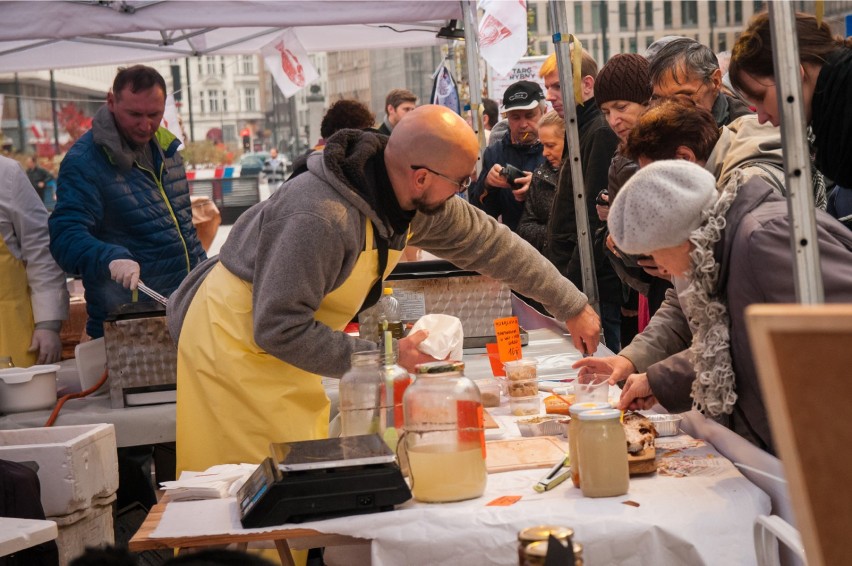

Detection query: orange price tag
(486, 495), (522, 506)
(494, 316), (522, 362)
(485, 343), (505, 377)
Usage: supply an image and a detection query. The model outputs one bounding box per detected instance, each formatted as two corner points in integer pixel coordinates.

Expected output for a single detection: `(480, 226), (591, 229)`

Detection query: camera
(498, 164), (525, 185)
(613, 244), (652, 269)
(595, 189), (609, 207)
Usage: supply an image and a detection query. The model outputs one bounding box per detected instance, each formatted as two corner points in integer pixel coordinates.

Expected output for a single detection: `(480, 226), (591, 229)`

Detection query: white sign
(488, 56), (548, 111)
(261, 29), (318, 98)
(477, 0), (529, 77)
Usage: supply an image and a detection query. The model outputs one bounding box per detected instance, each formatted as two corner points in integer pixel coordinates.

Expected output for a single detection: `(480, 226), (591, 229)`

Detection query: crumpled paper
(410, 314), (464, 361)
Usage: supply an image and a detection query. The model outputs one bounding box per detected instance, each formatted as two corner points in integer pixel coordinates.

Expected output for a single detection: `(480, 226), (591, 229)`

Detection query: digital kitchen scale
(237, 434), (411, 528)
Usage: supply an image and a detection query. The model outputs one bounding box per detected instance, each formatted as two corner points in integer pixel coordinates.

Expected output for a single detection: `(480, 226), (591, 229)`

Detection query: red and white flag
(478, 0), (528, 77)
(261, 29), (318, 98)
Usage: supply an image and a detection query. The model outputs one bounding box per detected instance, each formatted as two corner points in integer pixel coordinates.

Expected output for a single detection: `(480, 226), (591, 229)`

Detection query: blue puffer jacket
(50, 127), (205, 338)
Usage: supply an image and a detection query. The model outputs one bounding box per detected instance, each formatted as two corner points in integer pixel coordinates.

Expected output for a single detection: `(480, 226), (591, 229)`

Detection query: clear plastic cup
(509, 395), (541, 416)
(506, 379), (538, 398)
(503, 359), (538, 381)
(574, 374), (609, 404)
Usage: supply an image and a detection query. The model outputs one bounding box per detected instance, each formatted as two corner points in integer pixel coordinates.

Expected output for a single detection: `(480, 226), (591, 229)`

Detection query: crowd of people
(2, 15), (851, 549)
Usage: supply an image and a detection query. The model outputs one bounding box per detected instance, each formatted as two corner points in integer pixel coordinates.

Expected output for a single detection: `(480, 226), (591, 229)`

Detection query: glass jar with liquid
(339, 350), (386, 438)
(577, 408), (629, 498)
(402, 361), (486, 503)
(517, 525), (574, 566)
(568, 401), (612, 488)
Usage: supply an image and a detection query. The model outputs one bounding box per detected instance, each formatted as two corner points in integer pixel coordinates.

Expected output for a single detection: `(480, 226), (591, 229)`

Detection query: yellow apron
(0, 233), (36, 368)
(176, 221), (402, 474)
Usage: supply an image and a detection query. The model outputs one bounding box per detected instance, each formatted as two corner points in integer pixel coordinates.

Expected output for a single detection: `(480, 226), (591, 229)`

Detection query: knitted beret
(608, 160), (718, 254)
(594, 53), (652, 108)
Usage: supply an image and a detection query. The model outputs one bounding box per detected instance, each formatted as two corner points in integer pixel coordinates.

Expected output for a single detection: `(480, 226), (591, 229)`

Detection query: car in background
(238, 151), (270, 177)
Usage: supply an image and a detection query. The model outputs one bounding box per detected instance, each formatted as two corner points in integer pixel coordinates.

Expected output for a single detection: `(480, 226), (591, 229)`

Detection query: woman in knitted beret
(602, 160), (852, 454)
(729, 10), (852, 228)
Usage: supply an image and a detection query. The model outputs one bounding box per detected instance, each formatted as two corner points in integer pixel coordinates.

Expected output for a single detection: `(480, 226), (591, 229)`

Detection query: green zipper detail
(136, 158), (192, 275)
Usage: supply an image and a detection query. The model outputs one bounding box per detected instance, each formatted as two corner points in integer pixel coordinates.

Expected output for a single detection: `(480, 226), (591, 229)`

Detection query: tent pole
(548, 0), (599, 310)
(768, 2), (824, 304)
(461, 0), (484, 174)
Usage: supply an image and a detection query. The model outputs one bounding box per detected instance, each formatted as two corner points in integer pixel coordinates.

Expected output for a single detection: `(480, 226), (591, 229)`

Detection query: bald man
(167, 105), (600, 473)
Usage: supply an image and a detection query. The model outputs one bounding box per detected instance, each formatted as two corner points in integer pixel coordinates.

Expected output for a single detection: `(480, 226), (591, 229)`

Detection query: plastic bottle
(376, 287), (404, 341)
(403, 361), (486, 503)
(339, 350), (387, 438)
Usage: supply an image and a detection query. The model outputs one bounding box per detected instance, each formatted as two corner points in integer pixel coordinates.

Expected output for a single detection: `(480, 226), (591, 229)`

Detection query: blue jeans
(600, 301), (622, 352)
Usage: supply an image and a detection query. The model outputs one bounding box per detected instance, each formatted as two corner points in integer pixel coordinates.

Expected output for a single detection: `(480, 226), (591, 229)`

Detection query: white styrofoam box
(52, 498), (115, 566)
(0, 517), (58, 558)
(0, 424), (118, 517)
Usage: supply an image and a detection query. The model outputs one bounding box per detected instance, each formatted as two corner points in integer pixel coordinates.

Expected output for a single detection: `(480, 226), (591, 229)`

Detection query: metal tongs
(137, 281), (168, 307)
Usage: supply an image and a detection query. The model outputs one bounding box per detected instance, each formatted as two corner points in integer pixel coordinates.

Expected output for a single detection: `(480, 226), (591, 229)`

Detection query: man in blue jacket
(468, 80), (546, 233)
(50, 65), (205, 339)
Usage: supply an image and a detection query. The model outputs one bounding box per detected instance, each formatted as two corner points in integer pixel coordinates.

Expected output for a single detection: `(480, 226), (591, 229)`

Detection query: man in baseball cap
(468, 80), (547, 233)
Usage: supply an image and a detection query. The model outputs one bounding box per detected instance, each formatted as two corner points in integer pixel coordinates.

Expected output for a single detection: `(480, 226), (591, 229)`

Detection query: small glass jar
(578, 409), (629, 498)
(522, 540), (583, 566)
(403, 361), (486, 503)
(339, 350), (386, 438)
(517, 525), (574, 566)
(568, 401), (612, 488)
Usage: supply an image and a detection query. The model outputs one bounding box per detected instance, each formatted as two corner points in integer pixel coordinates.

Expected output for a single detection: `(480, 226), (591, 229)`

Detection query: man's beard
(412, 198), (448, 216)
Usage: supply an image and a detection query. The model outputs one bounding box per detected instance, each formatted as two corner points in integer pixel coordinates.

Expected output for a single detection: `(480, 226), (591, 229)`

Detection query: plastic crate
(0, 424), (118, 517)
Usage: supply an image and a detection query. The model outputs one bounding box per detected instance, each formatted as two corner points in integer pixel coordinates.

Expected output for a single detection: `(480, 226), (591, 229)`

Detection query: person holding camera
(468, 80), (546, 233)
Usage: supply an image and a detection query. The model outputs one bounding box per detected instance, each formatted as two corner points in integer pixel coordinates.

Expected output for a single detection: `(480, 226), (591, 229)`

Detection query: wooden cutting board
(486, 437), (568, 473)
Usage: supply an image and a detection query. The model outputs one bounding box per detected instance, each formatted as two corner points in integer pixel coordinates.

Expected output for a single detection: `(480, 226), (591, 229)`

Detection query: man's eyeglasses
(410, 165), (472, 193)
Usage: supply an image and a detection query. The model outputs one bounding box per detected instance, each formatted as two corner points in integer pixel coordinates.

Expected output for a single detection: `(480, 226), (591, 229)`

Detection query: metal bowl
(646, 414), (683, 437)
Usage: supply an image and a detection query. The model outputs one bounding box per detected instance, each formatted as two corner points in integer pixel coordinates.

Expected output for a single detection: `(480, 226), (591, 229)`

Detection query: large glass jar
(339, 350), (387, 438)
(381, 348), (411, 452)
(403, 361), (486, 503)
(577, 408), (629, 498)
(568, 401), (612, 488)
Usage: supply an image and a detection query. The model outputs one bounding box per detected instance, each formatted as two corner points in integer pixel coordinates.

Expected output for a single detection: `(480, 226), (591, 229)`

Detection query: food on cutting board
(623, 412), (658, 455)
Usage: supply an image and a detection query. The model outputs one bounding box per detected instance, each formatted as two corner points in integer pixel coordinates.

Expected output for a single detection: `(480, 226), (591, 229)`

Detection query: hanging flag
(261, 29), (318, 98)
(430, 61), (460, 114)
(478, 0), (528, 77)
(161, 93), (185, 149)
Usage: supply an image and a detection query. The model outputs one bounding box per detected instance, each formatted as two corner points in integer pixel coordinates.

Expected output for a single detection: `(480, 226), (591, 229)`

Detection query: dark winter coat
(517, 162), (558, 253)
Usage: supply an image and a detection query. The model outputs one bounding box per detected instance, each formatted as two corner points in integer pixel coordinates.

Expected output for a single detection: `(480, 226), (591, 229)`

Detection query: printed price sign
(494, 316), (522, 362)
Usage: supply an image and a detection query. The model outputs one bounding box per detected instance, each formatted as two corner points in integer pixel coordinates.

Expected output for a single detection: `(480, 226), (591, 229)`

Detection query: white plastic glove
(109, 259), (141, 290)
(29, 328), (62, 365)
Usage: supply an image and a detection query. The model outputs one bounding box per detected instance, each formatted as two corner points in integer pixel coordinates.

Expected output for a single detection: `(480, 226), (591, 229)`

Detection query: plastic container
(504, 359), (538, 381)
(507, 378), (538, 398)
(574, 379), (609, 404)
(577, 409), (629, 498)
(403, 361), (486, 503)
(516, 416), (566, 437)
(568, 401), (612, 488)
(339, 351), (387, 438)
(509, 395), (541, 416)
(0, 364), (60, 413)
(474, 378), (501, 408)
(376, 287), (404, 340)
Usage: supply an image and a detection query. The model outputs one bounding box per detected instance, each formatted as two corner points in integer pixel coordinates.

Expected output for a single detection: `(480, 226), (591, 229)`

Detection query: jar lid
(518, 525), (574, 543)
(578, 408), (622, 421)
(415, 360), (465, 375)
(568, 401), (611, 415)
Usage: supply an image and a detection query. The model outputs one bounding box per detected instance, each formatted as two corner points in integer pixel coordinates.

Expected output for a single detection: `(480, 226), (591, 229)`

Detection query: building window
(682, 0), (698, 25)
(197, 60), (203, 75)
(709, 0), (718, 24)
(644, 1), (653, 28)
(222, 90), (228, 113)
(208, 90), (219, 113)
(241, 56), (254, 75)
(592, 2), (601, 32)
(663, 1), (673, 27)
(629, 37), (637, 53)
(718, 32), (727, 52)
(199, 92), (206, 114)
(645, 35), (654, 49)
(244, 88), (257, 111)
(206, 56), (216, 75)
(619, 1), (628, 28)
(574, 3), (584, 32)
(754, 0), (764, 13)
(734, 0), (743, 23)
(726, 0), (731, 23)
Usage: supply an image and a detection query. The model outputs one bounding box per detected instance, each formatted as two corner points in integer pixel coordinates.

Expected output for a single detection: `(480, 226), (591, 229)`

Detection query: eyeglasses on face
(410, 164), (472, 193)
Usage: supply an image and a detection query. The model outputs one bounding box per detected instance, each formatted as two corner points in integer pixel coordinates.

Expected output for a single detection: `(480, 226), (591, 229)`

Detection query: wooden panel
(746, 304), (852, 566)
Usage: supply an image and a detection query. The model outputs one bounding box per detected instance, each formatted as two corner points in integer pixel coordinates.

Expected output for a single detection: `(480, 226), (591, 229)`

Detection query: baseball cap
(502, 80), (544, 111)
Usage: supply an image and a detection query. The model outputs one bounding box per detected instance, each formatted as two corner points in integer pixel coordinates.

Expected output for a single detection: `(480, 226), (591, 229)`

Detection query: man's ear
(709, 68), (723, 93)
(582, 76), (596, 102)
(107, 91), (116, 112)
(674, 145), (698, 163)
(386, 104), (395, 116)
(410, 167), (428, 197)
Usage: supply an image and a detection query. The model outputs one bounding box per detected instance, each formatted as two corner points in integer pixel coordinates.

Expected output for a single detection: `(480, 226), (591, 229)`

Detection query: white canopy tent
(0, 0), (463, 71)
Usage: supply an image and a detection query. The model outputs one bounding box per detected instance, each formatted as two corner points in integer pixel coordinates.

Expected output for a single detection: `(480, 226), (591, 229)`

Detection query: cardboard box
(0, 424), (118, 517)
